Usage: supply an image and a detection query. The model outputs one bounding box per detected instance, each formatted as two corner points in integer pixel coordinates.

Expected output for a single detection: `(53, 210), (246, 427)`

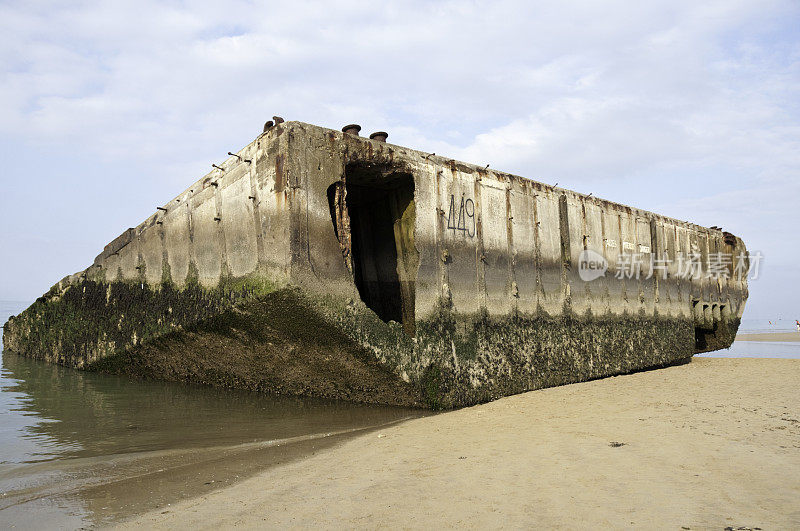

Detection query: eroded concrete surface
(2, 122), (749, 408)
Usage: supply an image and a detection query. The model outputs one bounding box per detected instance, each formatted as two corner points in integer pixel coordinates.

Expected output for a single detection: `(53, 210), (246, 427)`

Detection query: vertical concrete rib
(212, 177), (228, 277)
(599, 206), (611, 313)
(285, 131), (310, 279)
(248, 152), (266, 268)
(186, 200), (195, 281)
(474, 173), (487, 310)
(558, 194), (571, 310)
(505, 187), (517, 309)
(136, 230), (145, 284)
(434, 165), (449, 303)
(650, 217), (659, 308)
(580, 199), (591, 305)
(532, 193), (545, 307)
(159, 214), (168, 283)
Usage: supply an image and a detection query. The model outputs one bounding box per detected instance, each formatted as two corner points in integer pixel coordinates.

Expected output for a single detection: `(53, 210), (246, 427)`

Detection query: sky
(0, 0), (797, 320)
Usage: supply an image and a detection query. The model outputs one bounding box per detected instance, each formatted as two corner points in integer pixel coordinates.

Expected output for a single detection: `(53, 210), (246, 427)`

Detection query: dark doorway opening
(328, 163), (418, 336)
(694, 326), (708, 351)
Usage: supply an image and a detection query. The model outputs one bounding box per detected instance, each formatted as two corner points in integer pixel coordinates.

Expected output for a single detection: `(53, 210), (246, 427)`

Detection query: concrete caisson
(2, 121), (749, 408)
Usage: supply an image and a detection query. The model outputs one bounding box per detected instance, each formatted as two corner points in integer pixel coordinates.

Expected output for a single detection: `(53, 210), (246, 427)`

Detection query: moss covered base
(3, 277), (737, 409)
(88, 291), (424, 407)
(414, 309), (699, 408)
(2, 275), (276, 369)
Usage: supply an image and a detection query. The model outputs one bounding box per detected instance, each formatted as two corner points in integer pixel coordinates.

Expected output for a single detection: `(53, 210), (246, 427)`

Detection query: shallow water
(698, 340), (800, 359)
(0, 301), (423, 528)
(738, 318), (798, 334)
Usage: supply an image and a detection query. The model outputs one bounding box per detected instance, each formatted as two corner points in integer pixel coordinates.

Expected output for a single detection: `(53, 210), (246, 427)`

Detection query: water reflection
(0, 348), (422, 528)
(2, 352), (417, 462)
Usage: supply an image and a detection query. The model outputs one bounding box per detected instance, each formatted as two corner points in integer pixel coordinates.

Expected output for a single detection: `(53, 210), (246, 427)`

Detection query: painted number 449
(447, 194), (475, 237)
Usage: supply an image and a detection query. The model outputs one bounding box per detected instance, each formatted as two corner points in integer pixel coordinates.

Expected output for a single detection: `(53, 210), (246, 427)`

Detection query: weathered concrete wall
(78, 125), (292, 291)
(2, 121), (749, 408)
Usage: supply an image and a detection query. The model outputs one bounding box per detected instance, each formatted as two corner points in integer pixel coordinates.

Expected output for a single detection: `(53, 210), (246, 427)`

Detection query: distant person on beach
(796, 319), (800, 331)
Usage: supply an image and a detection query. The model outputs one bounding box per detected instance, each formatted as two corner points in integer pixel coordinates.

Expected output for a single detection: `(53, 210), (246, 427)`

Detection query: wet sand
(736, 331), (800, 342)
(120, 357), (800, 529)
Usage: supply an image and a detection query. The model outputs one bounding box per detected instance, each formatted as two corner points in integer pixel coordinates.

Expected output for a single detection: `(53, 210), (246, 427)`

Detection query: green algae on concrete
(85, 290), (423, 407)
(3, 273), (281, 369)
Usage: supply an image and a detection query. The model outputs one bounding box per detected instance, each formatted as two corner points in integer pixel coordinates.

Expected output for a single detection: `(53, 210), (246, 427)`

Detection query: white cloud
(0, 0), (798, 317)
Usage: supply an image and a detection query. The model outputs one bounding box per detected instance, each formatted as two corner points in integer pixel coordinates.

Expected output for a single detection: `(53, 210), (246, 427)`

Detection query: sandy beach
(736, 331), (800, 342)
(119, 357), (800, 530)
